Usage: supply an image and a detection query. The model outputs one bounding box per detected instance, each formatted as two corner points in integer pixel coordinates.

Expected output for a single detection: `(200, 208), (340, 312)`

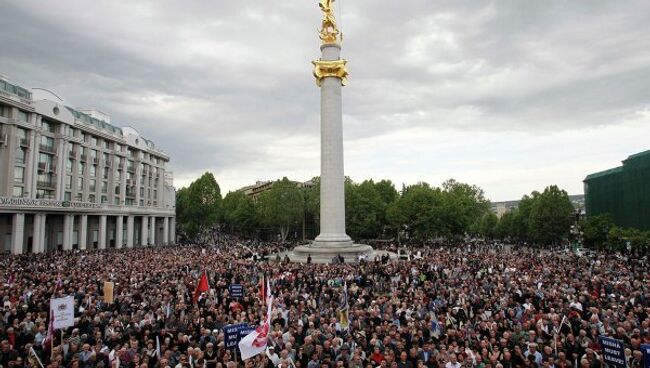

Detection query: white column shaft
(140, 216), (148, 246)
(11, 213), (25, 255)
(170, 218), (175, 244)
(149, 216), (156, 245)
(126, 216), (134, 248)
(63, 214), (73, 250)
(315, 44), (352, 245)
(99, 215), (107, 249)
(163, 217), (169, 245)
(115, 215), (124, 249)
(79, 215), (88, 250)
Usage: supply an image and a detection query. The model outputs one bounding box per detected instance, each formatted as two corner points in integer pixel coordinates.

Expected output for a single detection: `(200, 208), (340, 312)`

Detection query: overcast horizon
(2, 1), (649, 201)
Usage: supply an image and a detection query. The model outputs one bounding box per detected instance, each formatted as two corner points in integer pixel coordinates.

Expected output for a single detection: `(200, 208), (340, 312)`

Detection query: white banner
(50, 296), (75, 330)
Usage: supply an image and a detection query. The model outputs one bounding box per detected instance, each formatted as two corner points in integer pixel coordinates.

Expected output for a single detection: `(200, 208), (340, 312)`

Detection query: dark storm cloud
(1, 0), (649, 197)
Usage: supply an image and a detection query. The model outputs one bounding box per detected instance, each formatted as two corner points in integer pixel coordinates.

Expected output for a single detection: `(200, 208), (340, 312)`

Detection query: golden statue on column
(319, 0), (341, 44)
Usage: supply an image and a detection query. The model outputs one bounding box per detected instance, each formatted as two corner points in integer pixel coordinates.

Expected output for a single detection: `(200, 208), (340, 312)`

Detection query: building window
(91, 136), (98, 146)
(78, 162), (85, 175)
(75, 192), (82, 201)
(15, 148), (26, 164)
(114, 197), (120, 205)
(90, 179), (96, 192)
(101, 195), (108, 204)
(18, 110), (28, 123)
(103, 152), (109, 163)
(12, 186), (23, 197)
(90, 165), (96, 177)
(102, 167), (109, 179)
(88, 194), (95, 203)
(64, 192), (71, 201)
(139, 199), (144, 206)
(104, 140), (110, 149)
(0, 105), (6, 117)
(65, 175), (72, 190)
(77, 177), (84, 191)
(66, 158), (73, 173)
(14, 167), (24, 183)
(115, 143), (122, 152)
(114, 184), (120, 195)
(101, 181), (108, 193)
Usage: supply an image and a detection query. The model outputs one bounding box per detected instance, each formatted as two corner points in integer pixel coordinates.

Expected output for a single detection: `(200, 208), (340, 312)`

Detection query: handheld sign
(641, 344), (650, 368)
(598, 336), (626, 368)
(50, 296), (75, 329)
(229, 284), (244, 299)
(224, 323), (252, 350)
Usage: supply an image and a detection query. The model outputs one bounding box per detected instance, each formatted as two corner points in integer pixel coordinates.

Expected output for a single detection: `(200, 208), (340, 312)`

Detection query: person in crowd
(0, 238), (648, 368)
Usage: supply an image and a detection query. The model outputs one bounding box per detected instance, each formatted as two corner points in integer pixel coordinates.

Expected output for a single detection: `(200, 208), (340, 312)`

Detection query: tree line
(176, 172), (581, 245)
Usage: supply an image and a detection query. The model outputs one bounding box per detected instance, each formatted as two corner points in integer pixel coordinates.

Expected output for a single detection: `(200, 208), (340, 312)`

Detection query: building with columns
(0, 76), (176, 254)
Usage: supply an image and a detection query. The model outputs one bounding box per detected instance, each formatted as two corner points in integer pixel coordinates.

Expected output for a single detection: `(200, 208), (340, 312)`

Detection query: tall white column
(163, 217), (169, 245)
(79, 215), (88, 250)
(40, 214), (47, 252)
(126, 216), (134, 248)
(140, 216), (148, 246)
(149, 216), (156, 245)
(313, 43), (352, 247)
(11, 213), (25, 255)
(99, 215), (107, 249)
(33, 214), (43, 254)
(170, 218), (175, 244)
(115, 215), (123, 249)
(63, 214), (73, 250)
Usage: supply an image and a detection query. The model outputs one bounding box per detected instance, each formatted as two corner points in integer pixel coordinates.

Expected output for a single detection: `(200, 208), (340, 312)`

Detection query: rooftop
(0, 78), (32, 100)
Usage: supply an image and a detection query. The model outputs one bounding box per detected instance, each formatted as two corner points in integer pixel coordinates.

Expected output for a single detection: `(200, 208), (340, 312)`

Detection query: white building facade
(0, 77), (175, 254)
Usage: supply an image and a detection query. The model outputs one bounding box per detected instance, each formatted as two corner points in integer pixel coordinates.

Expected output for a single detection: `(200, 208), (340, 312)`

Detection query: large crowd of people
(1, 238), (648, 368)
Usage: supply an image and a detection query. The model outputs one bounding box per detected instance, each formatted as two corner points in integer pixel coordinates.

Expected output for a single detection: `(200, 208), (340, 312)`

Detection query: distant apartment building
(0, 75), (176, 254)
(490, 195), (584, 218)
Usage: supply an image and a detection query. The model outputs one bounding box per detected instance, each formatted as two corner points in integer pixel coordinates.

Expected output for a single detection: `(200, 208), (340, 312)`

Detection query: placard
(104, 282), (114, 304)
(224, 323), (251, 350)
(229, 284), (244, 298)
(50, 296), (75, 329)
(598, 336), (626, 368)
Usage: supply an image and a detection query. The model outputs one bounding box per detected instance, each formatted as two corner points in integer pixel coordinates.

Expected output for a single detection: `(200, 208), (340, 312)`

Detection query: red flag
(193, 271), (209, 303)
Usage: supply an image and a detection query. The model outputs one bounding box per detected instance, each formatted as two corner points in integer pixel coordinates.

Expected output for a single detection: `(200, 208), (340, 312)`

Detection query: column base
(279, 240), (384, 264)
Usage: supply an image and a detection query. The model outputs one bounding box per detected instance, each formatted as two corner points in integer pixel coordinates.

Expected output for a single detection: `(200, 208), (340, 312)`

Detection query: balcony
(37, 180), (57, 189)
(39, 144), (56, 154)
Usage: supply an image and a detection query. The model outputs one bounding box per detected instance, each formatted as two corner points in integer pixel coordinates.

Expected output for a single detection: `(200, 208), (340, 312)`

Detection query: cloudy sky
(2, 1), (649, 201)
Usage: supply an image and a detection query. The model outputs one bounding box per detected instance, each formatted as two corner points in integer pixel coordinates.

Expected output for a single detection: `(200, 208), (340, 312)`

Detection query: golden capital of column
(312, 59), (348, 87)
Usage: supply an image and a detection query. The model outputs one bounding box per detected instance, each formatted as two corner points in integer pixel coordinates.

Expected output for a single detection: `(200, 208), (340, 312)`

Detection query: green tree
(579, 213), (613, 249)
(257, 177), (304, 241)
(222, 191), (257, 236)
(387, 183), (446, 240)
(441, 179), (490, 237)
(304, 177), (320, 236)
(529, 185), (574, 245)
(471, 212), (498, 239)
(511, 193), (538, 241)
(495, 211), (516, 239)
(374, 180), (399, 237)
(345, 180), (384, 240)
(176, 172), (222, 240)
